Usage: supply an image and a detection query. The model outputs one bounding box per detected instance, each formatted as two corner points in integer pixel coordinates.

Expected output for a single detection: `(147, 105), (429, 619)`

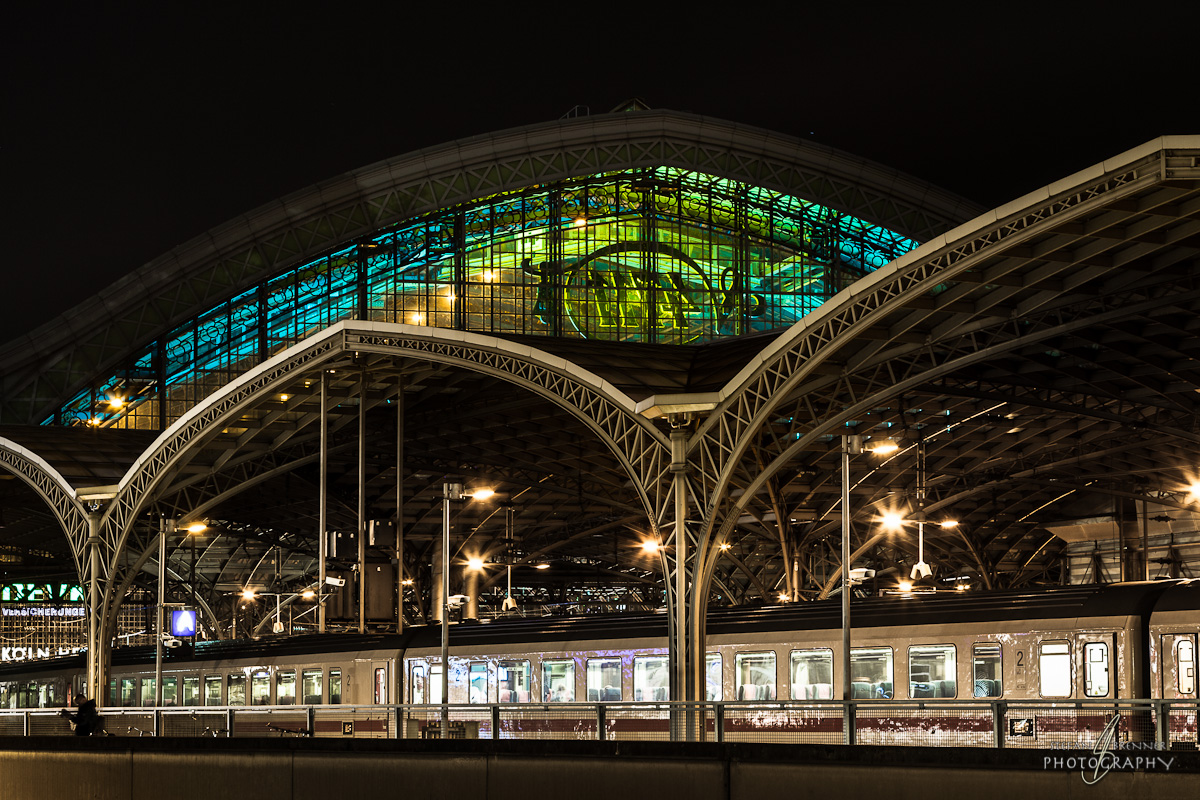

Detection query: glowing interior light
(241, 589), (256, 601)
(280, 394), (290, 402)
(939, 519), (959, 528)
(88, 417), (100, 426)
(467, 557), (485, 571)
(719, 542), (731, 551)
(778, 592), (789, 602)
(870, 439), (899, 455)
(185, 522), (208, 534)
(411, 313), (423, 323)
(534, 563), (550, 570)
(301, 590), (316, 599)
(468, 488), (495, 501)
(402, 578), (414, 585)
(573, 217), (587, 227)
(107, 397), (125, 409)
(898, 580), (913, 593)
(1188, 481), (1200, 498)
(881, 512), (905, 530)
(956, 584), (969, 592)
(641, 540), (660, 554)
(483, 270), (495, 282)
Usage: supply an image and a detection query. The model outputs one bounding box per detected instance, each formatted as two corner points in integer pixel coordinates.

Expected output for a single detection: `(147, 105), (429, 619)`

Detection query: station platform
(1, 736), (1195, 800)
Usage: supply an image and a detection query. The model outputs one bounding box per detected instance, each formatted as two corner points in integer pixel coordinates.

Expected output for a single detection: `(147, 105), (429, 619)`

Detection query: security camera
(849, 568), (876, 584)
(325, 576), (346, 587)
(163, 638), (182, 649)
(910, 561), (933, 580)
(447, 594), (470, 608)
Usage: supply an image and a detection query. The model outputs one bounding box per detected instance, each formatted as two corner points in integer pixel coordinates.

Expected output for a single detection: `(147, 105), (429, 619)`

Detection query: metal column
(396, 375), (405, 633)
(318, 371), (328, 633)
(86, 511), (103, 702)
(358, 368), (367, 634)
(667, 422), (697, 740)
(841, 434), (860, 746)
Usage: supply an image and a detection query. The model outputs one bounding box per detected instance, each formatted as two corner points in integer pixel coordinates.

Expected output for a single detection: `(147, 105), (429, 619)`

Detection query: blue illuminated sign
(170, 609), (197, 637)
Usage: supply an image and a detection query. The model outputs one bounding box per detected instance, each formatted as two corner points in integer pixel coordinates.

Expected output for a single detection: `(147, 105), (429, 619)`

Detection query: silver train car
(1, 581), (1196, 720)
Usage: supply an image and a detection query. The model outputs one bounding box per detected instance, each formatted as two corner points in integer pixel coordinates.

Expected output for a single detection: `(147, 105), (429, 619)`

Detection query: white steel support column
(396, 375), (404, 633)
(841, 434), (860, 746)
(666, 420), (699, 740)
(318, 371), (328, 633)
(358, 368), (367, 635)
(86, 510), (103, 703)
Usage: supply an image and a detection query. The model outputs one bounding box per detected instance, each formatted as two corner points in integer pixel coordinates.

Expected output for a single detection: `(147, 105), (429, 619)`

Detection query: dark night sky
(3, 5), (1197, 346)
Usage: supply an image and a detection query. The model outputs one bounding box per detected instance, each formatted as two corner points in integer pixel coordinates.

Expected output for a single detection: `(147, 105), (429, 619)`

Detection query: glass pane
(121, 678), (138, 707)
(277, 671), (296, 705)
(850, 647), (894, 698)
(204, 675), (222, 706)
(302, 669), (323, 705)
(790, 649), (834, 700)
(586, 658), (621, 701)
(1039, 642), (1071, 697)
(735, 652), (777, 700)
(141, 678), (156, 707)
(498, 660), (531, 702)
(251, 671), (271, 705)
(909, 645), (956, 698)
(633, 656), (669, 702)
(429, 666), (443, 704)
(162, 677), (178, 707)
(469, 663), (488, 704)
(183, 676), (200, 706)
(329, 670), (342, 705)
(542, 660), (575, 702)
(1179, 640), (1196, 695)
(410, 664), (425, 704)
(972, 643), (1003, 697)
(705, 654), (722, 701)
(228, 675), (246, 706)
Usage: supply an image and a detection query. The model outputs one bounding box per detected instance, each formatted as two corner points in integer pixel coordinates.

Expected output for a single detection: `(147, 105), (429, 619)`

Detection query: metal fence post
(993, 701), (1006, 748)
(23, 711), (29, 737)
(596, 703), (606, 742)
(154, 709), (162, 738)
(491, 704), (501, 740)
(307, 705), (316, 737)
(1155, 700), (1169, 748)
(714, 703), (724, 744)
(226, 708), (234, 737)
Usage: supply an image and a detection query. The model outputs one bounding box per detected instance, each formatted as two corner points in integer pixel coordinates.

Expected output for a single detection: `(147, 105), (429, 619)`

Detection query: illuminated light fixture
(482, 270), (495, 282)
(467, 557), (485, 571)
(107, 397), (125, 409)
(897, 580), (913, 593)
(280, 394), (290, 402)
(241, 589), (256, 601)
(641, 540), (660, 554)
(185, 522), (207, 534)
(869, 437), (899, 455)
(939, 519), (959, 528)
(573, 217), (587, 227)
(411, 313), (423, 323)
(881, 512), (905, 531)
(402, 578), (414, 585)
(534, 563), (550, 570)
(778, 592), (789, 602)
(88, 417), (101, 426)
(468, 488), (495, 501)
(1188, 481), (1200, 498)
(447, 293), (456, 302)
(956, 584), (969, 592)
(719, 542), (731, 551)
(301, 590), (316, 600)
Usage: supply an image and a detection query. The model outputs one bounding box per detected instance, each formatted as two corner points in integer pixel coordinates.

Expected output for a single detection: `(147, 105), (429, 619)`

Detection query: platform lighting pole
(841, 435), (861, 746)
(318, 371), (328, 633)
(441, 481), (461, 738)
(155, 517), (169, 708)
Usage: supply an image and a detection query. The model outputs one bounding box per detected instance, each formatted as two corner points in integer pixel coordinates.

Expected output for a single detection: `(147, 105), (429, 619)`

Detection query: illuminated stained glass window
(50, 168), (918, 429)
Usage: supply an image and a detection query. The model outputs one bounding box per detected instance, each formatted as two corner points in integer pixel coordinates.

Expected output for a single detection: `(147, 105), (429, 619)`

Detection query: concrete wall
(0, 739), (1194, 800)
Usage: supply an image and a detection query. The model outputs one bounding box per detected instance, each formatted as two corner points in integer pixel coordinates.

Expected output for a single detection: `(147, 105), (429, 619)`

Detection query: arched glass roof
(53, 167), (917, 428)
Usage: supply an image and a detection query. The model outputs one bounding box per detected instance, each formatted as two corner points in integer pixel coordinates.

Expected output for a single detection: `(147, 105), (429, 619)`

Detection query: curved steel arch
(0, 437), (90, 576)
(1, 109), (980, 426)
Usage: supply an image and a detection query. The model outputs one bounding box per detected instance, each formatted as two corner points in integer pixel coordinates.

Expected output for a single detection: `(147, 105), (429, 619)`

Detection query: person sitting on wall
(59, 697), (102, 736)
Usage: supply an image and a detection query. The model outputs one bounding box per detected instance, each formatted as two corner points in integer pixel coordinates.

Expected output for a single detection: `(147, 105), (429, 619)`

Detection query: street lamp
(156, 518), (206, 707)
(440, 482), (492, 736)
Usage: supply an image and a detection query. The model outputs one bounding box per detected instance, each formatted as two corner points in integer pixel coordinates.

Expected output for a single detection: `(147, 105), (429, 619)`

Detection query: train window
(1084, 643), (1110, 697)
(374, 668), (387, 704)
(329, 669), (342, 704)
(735, 652), (777, 700)
(141, 678), (157, 707)
(633, 656), (669, 702)
(204, 676), (222, 706)
(302, 669), (323, 704)
(108, 679), (118, 707)
(251, 671), (271, 705)
(542, 660), (575, 702)
(849, 648), (893, 699)
(162, 677), (179, 706)
(498, 660), (531, 702)
(121, 677), (138, 707)
(909, 645), (956, 698)
(429, 665), (443, 703)
(228, 674), (246, 706)
(586, 658), (621, 701)
(469, 662), (489, 703)
(790, 649), (834, 700)
(277, 671), (296, 705)
(410, 663), (426, 704)
(972, 644), (1003, 697)
(1179, 640), (1197, 695)
(183, 676), (200, 706)
(706, 654), (722, 701)
(1039, 641), (1071, 697)
(0, 682), (13, 709)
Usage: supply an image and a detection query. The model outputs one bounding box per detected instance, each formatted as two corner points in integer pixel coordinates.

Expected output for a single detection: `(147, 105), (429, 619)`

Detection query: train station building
(1, 107), (1198, 703)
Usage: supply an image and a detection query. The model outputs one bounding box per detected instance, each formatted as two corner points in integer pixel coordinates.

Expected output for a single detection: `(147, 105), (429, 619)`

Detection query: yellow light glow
(881, 512), (905, 530)
(898, 580), (913, 593)
(778, 592), (789, 602)
(956, 584), (968, 592)
(870, 440), (899, 455)
(402, 578), (414, 585)
(468, 488), (495, 501)
(185, 522), (207, 534)
(719, 542), (731, 551)
(482, 270), (495, 282)
(301, 590), (316, 600)
(241, 589), (256, 601)
(107, 397), (125, 409)
(1188, 481), (1200, 498)
(939, 519), (959, 528)
(446, 292), (456, 302)
(467, 557), (485, 571)
(280, 394), (289, 402)
(411, 313), (423, 323)
(573, 217), (587, 227)
(88, 417), (100, 426)
(534, 563), (550, 570)
(641, 540), (659, 554)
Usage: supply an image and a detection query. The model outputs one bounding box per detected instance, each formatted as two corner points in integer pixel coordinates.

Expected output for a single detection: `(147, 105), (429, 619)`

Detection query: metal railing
(2, 699), (1195, 750)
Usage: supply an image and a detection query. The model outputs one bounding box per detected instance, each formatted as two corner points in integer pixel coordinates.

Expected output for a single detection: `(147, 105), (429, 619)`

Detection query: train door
(1161, 633), (1198, 699)
(372, 662), (388, 704)
(1075, 633), (1115, 698)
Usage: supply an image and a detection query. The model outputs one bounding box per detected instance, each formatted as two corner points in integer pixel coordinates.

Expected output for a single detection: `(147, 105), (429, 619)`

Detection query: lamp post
(156, 518), (206, 707)
(840, 435), (860, 746)
(439, 482), (493, 737)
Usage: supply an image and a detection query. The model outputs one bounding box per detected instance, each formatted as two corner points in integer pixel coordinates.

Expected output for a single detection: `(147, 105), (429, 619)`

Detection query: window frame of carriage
(849, 646), (894, 699)
(1038, 640), (1072, 698)
(789, 647), (834, 700)
(541, 658), (576, 702)
(971, 641), (1003, 698)
(735, 651), (778, 701)
(907, 644), (957, 699)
